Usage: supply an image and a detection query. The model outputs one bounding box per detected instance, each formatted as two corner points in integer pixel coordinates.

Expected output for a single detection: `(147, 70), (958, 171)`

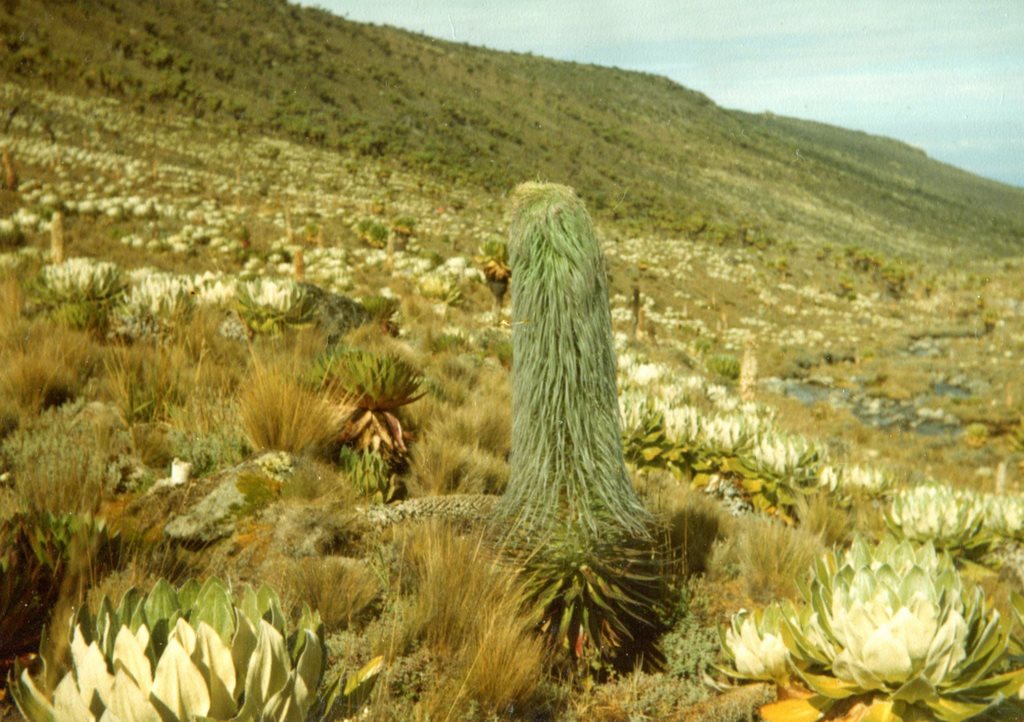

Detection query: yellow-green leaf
(759, 698), (824, 722)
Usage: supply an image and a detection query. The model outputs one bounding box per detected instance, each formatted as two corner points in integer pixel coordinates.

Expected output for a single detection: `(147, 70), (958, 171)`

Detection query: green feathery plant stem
(493, 182), (651, 539)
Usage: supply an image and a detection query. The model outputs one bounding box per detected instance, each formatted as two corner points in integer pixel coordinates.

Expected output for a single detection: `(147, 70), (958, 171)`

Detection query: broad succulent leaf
(11, 578), (334, 722)
(150, 637), (211, 720)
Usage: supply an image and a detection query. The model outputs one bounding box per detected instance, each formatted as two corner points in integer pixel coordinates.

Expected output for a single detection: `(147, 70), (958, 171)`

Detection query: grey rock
(163, 452), (296, 546)
(163, 474), (248, 546)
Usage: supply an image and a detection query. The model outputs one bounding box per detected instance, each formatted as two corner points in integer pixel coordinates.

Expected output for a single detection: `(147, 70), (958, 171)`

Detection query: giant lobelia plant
(492, 183), (662, 673)
(493, 182), (651, 537)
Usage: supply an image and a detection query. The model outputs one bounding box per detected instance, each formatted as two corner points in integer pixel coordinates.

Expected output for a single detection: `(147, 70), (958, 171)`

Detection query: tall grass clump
(392, 522), (547, 718)
(239, 361), (343, 459)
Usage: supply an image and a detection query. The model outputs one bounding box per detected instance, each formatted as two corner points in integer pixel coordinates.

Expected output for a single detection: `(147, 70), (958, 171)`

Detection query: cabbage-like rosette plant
(619, 393), (698, 478)
(819, 464), (896, 503)
(112, 273), (198, 338)
(767, 535), (1024, 722)
(738, 433), (821, 518)
(235, 277), (316, 334)
(982, 493), (1024, 542)
(39, 258), (127, 304)
(698, 415), (752, 457)
(36, 257), (127, 331)
(120, 273), (197, 320)
(886, 484), (991, 559)
(720, 603), (794, 685)
(12, 577), (382, 722)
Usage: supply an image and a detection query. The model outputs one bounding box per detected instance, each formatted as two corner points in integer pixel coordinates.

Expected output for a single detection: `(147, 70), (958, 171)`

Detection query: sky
(298, 1), (1024, 188)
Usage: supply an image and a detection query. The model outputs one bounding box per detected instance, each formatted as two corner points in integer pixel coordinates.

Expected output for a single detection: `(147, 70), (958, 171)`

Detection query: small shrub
(355, 218), (389, 248)
(1, 401), (124, 515)
(706, 353), (741, 381)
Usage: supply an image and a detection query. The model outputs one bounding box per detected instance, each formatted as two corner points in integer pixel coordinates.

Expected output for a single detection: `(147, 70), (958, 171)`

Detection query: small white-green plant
(720, 605), (792, 685)
(818, 463), (896, 501)
(113, 272), (197, 338)
(982, 492), (1024, 542)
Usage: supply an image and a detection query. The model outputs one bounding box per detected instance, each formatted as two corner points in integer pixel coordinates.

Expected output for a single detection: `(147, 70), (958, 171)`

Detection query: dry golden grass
(104, 341), (187, 426)
(651, 479), (729, 578)
(252, 325), (331, 371)
(388, 522), (546, 719)
(406, 367), (510, 496)
(169, 306), (248, 393)
(408, 439), (508, 496)
(280, 459), (359, 504)
(239, 361), (344, 459)
(794, 489), (852, 548)
(0, 272), (24, 337)
(0, 320), (95, 416)
(274, 555), (381, 632)
(710, 516), (824, 603)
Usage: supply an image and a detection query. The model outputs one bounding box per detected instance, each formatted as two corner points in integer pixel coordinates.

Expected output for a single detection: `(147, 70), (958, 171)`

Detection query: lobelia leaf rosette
(885, 484), (991, 561)
(744, 535), (1024, 722)
(235, 277), (317, 335)
(37, 257), (127, 331)
(11, 577), (382, 722)
(720, 604), (793, 686)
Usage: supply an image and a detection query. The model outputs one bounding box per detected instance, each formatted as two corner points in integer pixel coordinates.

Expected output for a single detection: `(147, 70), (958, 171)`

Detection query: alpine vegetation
(493, 182), (651, 539)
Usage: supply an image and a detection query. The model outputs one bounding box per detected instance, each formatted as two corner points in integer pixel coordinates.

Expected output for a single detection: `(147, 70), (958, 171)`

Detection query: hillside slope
(2, 0), (1023, 258)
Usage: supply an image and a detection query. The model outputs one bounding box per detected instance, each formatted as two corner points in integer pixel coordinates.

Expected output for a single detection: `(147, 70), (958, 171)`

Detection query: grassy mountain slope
(3, 0), (1023, 258)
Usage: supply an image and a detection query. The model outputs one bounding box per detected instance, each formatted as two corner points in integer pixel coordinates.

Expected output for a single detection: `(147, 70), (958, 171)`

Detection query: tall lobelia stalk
(494, 182), (651, 539)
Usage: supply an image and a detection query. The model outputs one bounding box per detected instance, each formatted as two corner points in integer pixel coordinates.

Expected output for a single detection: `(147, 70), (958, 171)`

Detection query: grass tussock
(275, 555), (381, 633)
(1, 320), (95, 416)
(387, 522), (547, 718)
(239, 362), (345, 459)
(653, 480), (729, 578)
(794, 489), (852, 548)
(407, 399), (510, 496)
(0, 272), (24, 336)
(710, 516), (824, 603)
(104, 342), (187, 426)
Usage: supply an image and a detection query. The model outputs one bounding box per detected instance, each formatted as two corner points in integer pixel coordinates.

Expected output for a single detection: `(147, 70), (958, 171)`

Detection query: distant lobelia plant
(493, 182), (651, 539)
(492, 183), (662, 674)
